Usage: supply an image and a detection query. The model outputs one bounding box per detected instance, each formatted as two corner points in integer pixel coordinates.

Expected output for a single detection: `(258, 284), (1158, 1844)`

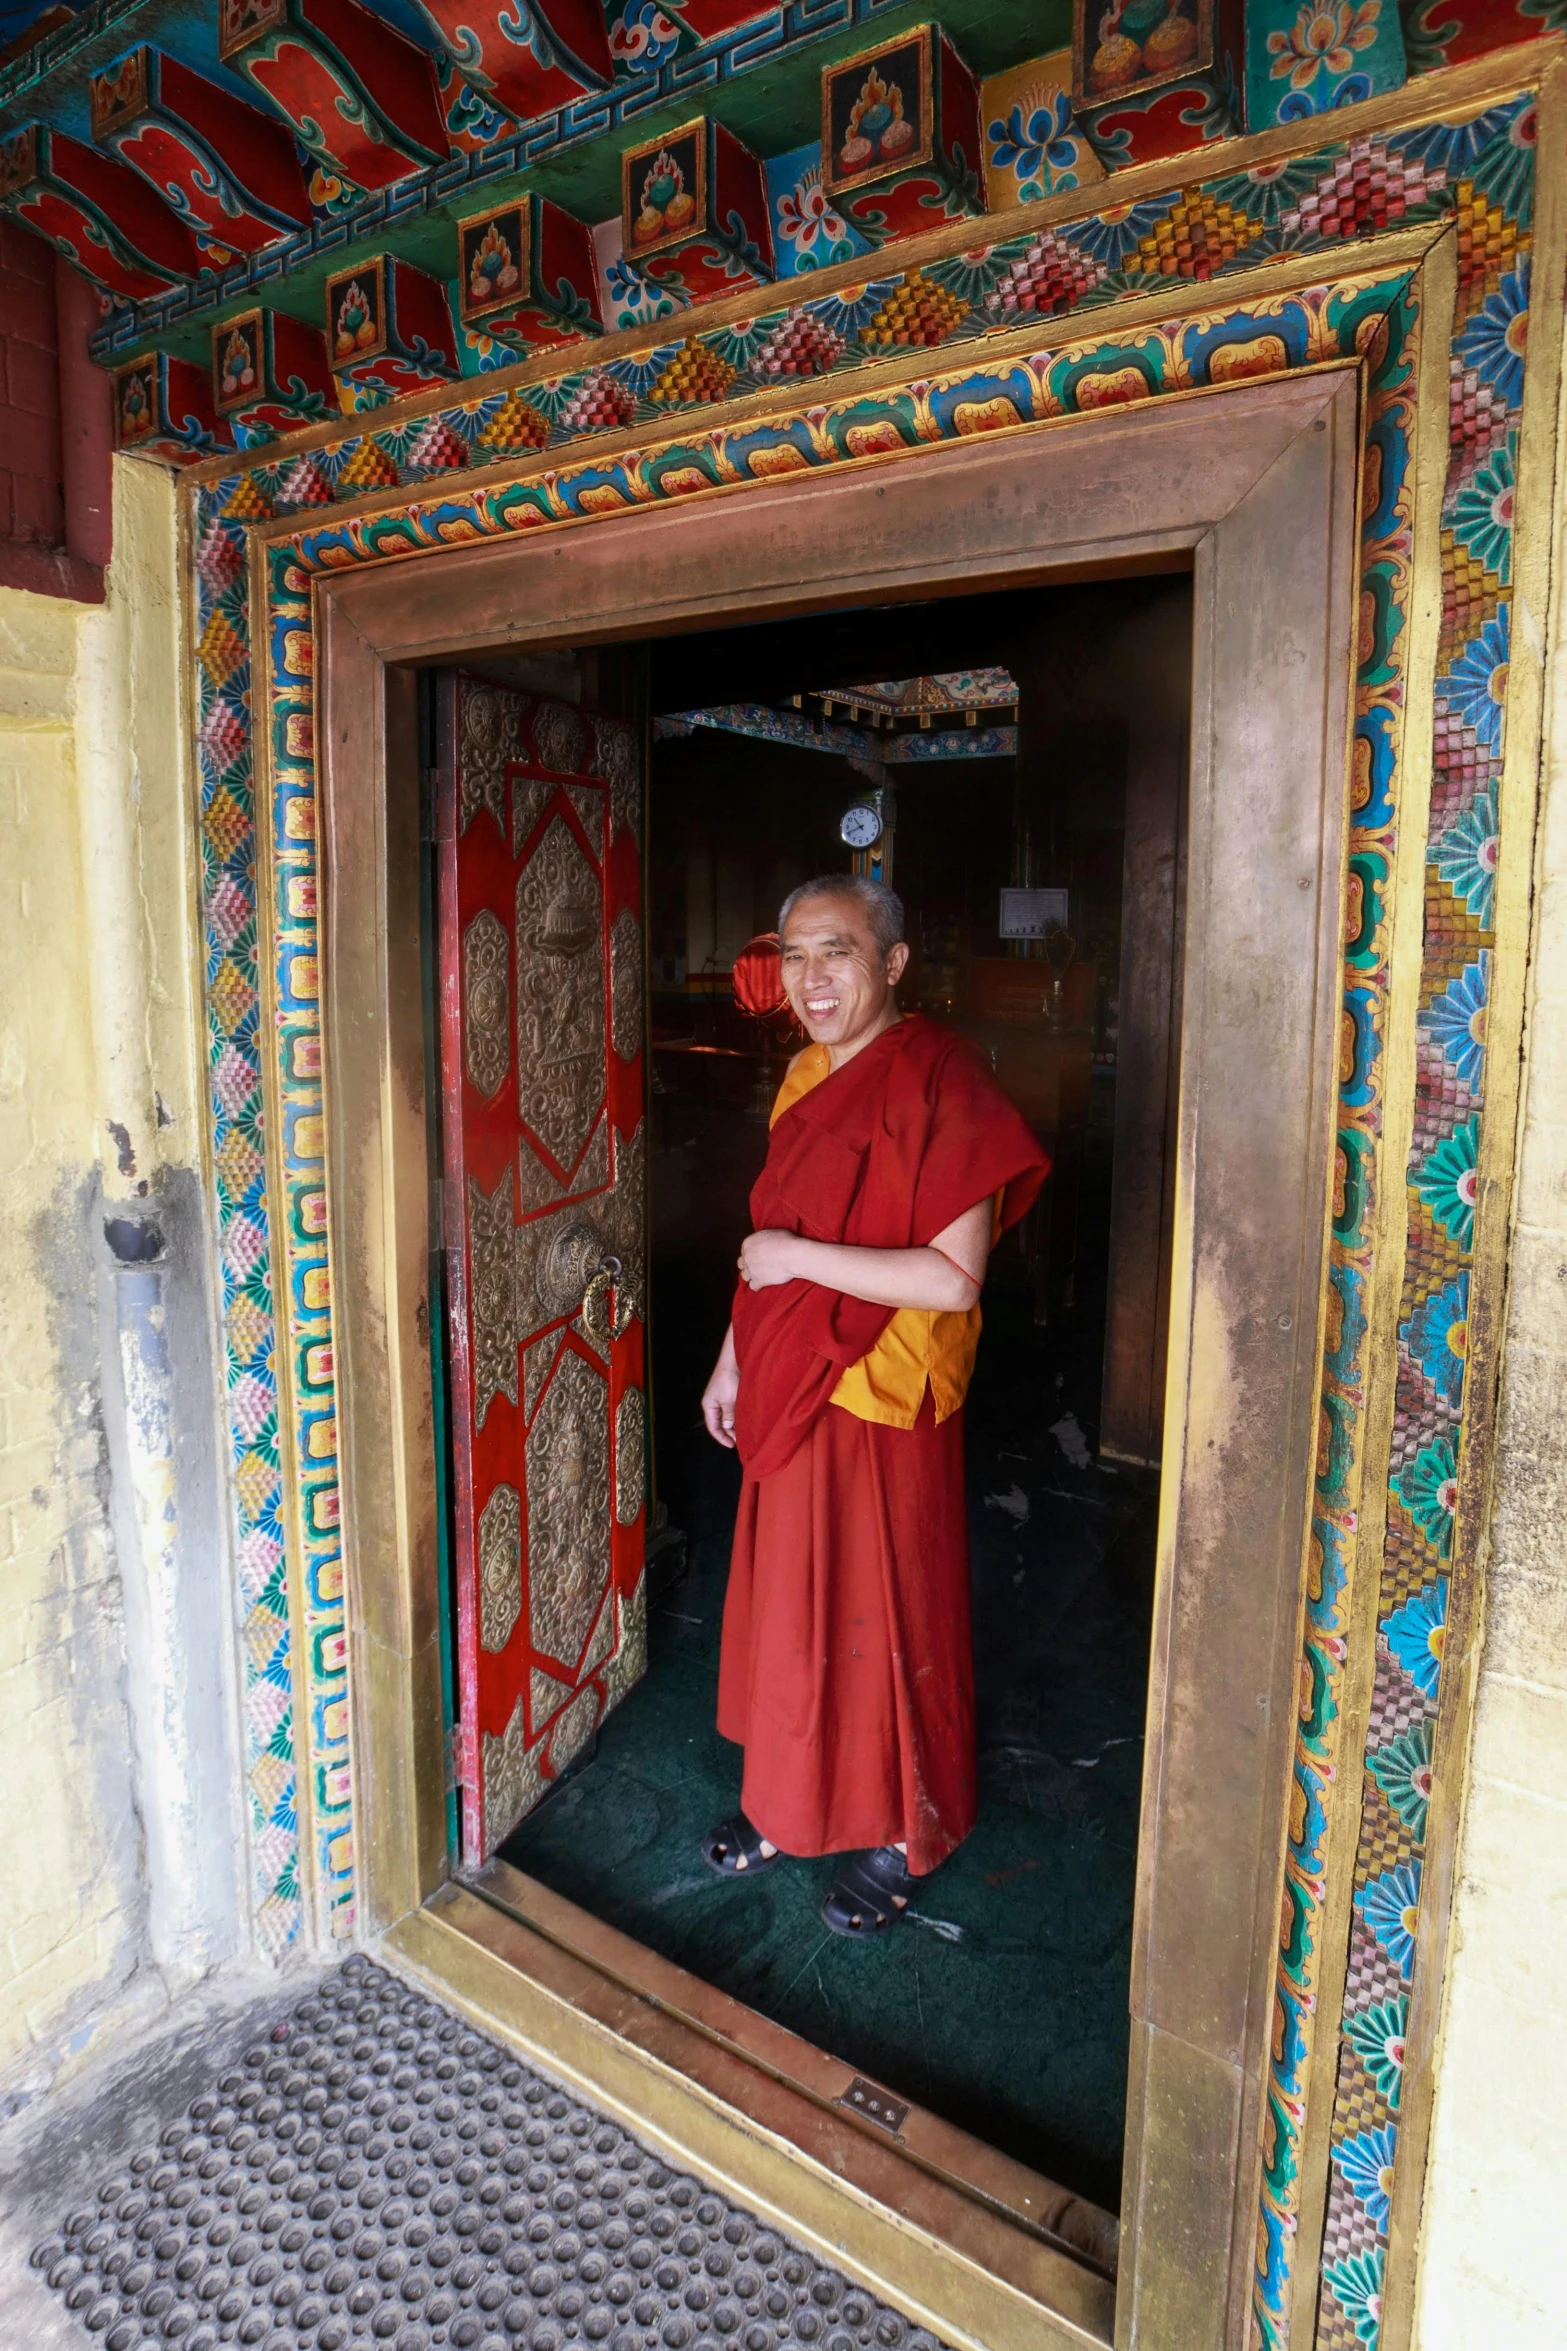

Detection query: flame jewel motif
(469, 219), (520, 302)
(334, 278), (376, 357)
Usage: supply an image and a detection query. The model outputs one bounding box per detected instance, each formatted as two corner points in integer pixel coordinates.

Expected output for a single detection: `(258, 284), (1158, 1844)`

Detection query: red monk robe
(717, 1013), (1051, 1875)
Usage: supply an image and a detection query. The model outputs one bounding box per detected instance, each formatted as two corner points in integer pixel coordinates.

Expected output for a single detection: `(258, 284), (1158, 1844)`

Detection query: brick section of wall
(0, 229), (111, 601)
(0, 221), (64, 551)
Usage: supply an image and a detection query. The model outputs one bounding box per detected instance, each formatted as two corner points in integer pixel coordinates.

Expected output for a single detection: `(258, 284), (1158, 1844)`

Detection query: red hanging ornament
(732, 932), (789, 1022)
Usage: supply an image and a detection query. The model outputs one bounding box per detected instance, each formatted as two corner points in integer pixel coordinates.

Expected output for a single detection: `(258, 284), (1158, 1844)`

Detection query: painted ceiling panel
(0, 0), (81, 53)
(1, 0), (1072, 381)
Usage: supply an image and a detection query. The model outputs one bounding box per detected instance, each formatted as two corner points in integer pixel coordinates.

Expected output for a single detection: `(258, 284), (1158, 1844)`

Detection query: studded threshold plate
(33, 1956), (945, 2351)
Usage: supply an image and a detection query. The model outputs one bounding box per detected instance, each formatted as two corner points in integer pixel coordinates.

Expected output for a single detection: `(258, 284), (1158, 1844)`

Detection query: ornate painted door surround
(436, 670), (648, 1860)
(183, 47), (1561, 2351)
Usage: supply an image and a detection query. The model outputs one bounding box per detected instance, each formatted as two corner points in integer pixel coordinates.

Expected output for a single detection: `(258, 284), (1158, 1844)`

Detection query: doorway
(320, 369), (1359, 2350)
(487, 575), (1190, 2218)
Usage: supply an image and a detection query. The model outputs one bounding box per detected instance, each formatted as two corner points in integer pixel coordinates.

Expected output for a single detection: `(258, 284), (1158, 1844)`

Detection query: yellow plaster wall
(1410, 475), (1567, 2345)
(0, 459), (207, 2098)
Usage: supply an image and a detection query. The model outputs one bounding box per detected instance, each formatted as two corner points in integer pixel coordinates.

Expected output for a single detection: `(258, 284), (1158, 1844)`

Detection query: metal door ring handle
(582, 1262), (634, 1345)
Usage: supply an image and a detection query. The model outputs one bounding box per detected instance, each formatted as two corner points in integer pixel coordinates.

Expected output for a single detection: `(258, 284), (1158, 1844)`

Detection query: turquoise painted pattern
(1312, 94), (1535, 2351)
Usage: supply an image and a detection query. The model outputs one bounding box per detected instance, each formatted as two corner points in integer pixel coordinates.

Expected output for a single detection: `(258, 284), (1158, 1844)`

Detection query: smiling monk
(699, 875), (1051, 1935)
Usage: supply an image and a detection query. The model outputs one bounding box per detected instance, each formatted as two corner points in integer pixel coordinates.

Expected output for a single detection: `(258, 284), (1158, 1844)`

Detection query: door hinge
(449, 1721), (477, 1792)
(422, 766), (456, 844)
(431, 1176), (465, 1256)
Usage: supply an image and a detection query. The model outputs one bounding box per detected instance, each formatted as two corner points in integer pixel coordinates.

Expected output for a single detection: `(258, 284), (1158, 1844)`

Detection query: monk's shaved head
(777, 876), (909, 1062)
(779, 874), (905, 955)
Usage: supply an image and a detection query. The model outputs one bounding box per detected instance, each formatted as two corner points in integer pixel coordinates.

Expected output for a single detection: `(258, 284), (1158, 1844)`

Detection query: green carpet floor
(500, 1116), (1155, 2209)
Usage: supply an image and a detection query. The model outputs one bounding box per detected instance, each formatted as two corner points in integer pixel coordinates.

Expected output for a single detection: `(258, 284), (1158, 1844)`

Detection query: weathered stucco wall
(0, 572), (139, 2101)
(1410, 459), (1567, 2343)
(0, 459), (238, 2109)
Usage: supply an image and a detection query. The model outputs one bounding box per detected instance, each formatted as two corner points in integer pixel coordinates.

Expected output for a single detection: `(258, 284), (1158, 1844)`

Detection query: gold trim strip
(466, 1856), (1118, 2273)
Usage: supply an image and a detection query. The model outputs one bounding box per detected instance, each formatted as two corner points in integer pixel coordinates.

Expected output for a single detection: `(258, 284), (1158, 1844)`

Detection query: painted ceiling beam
(0, 118), (207, 296)
(219, 0), (451, 193)
(324, 248), (460, 398)
(89, 44), (314, 251)
(111, 343), (232, 456)
(0, 0), (153, 114)
(82, 0), (913, 361)
(655, 701), (1020, 777)
(457, 190), (602, 354)
(213, 302), (338, 437)
(404, 0), (611, 136)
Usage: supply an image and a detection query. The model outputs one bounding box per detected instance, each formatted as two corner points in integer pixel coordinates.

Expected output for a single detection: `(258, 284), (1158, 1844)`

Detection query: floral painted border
(182, 82), (1538, 2351)
(1309, 104), (1534, 2351)
(172, 107), (1479, 477)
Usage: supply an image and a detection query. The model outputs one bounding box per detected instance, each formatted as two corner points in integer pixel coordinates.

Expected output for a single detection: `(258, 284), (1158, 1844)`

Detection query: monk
(699, 875), (1051, 1935)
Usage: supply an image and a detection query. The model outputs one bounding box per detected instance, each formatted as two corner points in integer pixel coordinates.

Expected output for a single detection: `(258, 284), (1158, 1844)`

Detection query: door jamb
(314, 368), (1362, 2351)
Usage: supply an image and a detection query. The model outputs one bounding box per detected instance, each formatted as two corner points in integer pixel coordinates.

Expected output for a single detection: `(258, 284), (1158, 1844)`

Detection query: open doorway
(323, 371), (1357, 2344)
(487, 575), (1192, 2214)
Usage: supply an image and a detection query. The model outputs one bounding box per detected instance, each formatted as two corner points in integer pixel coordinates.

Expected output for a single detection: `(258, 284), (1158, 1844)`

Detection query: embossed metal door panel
(437, 671), (647, 1861)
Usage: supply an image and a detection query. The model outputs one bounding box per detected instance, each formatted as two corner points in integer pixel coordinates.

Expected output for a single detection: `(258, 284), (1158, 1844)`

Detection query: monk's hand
(738, 1229), (803, 1291)
(702, 1329), (740, 1449)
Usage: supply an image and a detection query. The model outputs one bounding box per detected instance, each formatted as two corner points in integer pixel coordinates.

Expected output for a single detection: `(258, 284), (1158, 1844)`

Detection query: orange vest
(770, 1042), (990, 1428)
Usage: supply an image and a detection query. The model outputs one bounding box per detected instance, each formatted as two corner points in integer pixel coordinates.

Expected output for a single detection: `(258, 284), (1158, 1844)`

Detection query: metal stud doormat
(32, 1957), (941, 2351)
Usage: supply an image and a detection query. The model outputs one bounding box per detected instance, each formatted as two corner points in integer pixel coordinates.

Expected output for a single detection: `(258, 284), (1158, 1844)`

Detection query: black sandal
(821, 1845), (919, 1936)
(701, 1811), (781, 1877)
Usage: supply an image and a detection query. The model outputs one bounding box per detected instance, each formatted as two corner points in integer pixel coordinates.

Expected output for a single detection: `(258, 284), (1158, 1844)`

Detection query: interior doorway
(460, 574), (1193, 2216)
(322, 371), (1360, 2351)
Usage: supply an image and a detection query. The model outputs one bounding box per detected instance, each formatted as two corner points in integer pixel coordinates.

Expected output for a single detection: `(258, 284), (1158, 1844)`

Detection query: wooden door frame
(315, 367), (1360, 2351)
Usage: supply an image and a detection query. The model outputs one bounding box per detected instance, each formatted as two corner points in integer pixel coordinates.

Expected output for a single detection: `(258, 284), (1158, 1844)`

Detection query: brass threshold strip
(462, 1855), (1118, 2274)
(381, 1873), (1119, 2351)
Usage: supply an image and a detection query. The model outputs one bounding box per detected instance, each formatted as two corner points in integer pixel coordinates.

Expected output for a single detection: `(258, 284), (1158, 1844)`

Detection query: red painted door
(436, 670), (647, 1862)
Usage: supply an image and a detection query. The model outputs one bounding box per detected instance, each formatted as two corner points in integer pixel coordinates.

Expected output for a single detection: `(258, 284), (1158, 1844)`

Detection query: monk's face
(778, 893), (910, 1052)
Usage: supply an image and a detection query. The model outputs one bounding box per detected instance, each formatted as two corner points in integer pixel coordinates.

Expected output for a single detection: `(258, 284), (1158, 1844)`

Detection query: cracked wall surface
(0, 459), (227, 2106)
(0, 572), (142, 2096)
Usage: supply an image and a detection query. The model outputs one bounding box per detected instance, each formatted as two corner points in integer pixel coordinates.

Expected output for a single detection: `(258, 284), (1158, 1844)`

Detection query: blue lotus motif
(988, 93), (1085, 198)
(1453, 258), (1530, 408)
(1357, 1858), (1422, 1973)
(1426, 953), (1489, 1089)
(1403, 1271), (1469, 1406)
(1434, 787), (1498, 928)
(1333, 2122), (1399, 2227)
(1065, 197), (1174, 266)
(1439, 607), (1509, 752)
(1384, 1576), (1447, 1698)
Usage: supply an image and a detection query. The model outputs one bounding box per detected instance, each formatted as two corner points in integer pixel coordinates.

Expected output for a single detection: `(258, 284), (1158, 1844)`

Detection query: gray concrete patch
(14, 1957), (945, 2351)
(0, 1959), (328, 2350)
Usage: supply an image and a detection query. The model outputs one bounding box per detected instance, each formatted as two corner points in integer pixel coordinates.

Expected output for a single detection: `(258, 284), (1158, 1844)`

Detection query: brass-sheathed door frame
(313, 368), (1361, 2351)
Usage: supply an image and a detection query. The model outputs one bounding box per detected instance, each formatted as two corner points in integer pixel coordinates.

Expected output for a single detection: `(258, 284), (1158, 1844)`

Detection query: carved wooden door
(436, 670), (647, 1862)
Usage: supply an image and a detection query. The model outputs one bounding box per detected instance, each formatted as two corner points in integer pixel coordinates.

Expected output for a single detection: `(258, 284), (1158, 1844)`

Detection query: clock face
(839, 801), (882, 848)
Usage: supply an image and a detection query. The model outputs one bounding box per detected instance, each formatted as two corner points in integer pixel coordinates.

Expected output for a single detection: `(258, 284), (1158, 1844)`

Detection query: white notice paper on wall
(998, 888), (1069, 939)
